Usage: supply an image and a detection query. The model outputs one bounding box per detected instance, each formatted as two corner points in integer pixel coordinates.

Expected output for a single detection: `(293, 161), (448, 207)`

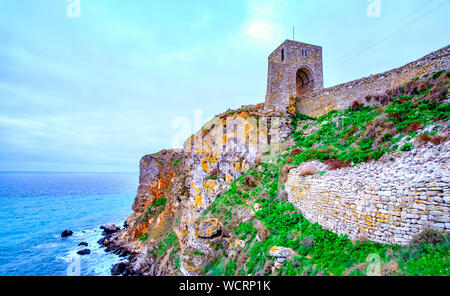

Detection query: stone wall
(296, 45), (450, 117)
(285, 130), (450, 246)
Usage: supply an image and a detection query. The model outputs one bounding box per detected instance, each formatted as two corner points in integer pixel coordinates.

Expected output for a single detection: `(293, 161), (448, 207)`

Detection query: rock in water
(111, 262), (127, 275)
(77, 249), (91, 255)
(101, 224), (120, 235)
(61, 230), (73, 237)
(78, 242), (88, 246)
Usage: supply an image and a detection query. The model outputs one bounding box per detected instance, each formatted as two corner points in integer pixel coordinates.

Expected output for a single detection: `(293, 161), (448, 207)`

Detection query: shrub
(430, 135), (448, 145)
(152, 230), (179, 258)
(290, 147), (304, 156)
(400, 143), (413, 152)
(351, 99), (364, 110)
(410, 228), (448, 248)
(324, 159), (350, 170)
(417, 133), (448, 145)
(301, 236), (315, 248)
(403, 121), (423, 132)
(432, 70), (445, 80)
(417, 133), (432, 143)
(139, 233), (148, 242)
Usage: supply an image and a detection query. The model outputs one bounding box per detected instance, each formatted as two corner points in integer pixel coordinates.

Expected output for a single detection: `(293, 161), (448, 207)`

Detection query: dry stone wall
(286, 131), (450, 246)
(296, 45), (450, 117)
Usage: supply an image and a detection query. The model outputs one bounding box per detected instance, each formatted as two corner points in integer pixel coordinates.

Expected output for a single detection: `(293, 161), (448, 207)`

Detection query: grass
(139, 233), (148, 243)
(144, 196), (167, 219)
(152, 230), (179, 258)
(201, 75), (449, 276)
(204, 160), (449, 276)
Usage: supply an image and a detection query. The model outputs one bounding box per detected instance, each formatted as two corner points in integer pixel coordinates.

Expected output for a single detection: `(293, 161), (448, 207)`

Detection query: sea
(0, 172), (138, 276)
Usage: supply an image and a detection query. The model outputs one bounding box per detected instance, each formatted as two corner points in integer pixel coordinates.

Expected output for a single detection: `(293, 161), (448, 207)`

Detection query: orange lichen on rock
(194, 187), (203, 209)
(204, 180), (217, 196)
(133, 222), (149, 241)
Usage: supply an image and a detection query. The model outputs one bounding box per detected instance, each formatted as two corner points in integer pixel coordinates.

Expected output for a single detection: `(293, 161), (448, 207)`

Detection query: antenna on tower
(293, 26), (295, 41)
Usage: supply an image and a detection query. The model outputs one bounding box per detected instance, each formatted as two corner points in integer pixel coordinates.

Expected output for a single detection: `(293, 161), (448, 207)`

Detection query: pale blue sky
(0, 0), (449, 172)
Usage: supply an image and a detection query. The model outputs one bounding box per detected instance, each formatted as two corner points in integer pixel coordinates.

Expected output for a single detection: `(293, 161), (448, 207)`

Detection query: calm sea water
(0, 172), (138, 276)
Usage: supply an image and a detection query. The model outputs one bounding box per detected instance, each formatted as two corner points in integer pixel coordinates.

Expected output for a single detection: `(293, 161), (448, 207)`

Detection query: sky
(0, 0), (449, 172)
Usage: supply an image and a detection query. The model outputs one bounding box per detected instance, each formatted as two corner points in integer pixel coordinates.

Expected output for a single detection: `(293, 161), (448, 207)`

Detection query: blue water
(0, 172), (138, 276)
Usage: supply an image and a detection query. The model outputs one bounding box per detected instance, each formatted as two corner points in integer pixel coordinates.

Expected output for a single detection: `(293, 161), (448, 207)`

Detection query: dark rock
(78, 242), (88, 246)
(97, 237), (106, 245)
(101, 224), (120, 235)
(111, 262), (128, 276)
(61, 230), (73, 237)
(77, 249), (91, 255)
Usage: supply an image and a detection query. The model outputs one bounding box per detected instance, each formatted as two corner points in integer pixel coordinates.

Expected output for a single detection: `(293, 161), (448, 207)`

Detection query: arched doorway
(296, 67), (315, 96)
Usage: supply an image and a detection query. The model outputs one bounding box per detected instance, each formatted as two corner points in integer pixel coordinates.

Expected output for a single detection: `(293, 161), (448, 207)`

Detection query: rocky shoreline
(96, 223), (136, 276)
(98, 227), (169, 276)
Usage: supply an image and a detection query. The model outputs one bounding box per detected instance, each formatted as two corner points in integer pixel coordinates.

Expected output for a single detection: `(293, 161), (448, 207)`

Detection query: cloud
(242, 0), (285, 45)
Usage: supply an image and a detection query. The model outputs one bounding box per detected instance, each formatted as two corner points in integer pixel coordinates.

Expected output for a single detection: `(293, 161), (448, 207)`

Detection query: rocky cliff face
(104, 58), (449, 276)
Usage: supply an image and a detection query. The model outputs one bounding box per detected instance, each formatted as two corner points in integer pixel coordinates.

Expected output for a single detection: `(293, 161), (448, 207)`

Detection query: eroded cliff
(103, 55), (450, 276)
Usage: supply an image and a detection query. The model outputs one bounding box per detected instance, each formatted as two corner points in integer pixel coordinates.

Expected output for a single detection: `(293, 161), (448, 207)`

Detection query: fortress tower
(264, 40), (323, 113)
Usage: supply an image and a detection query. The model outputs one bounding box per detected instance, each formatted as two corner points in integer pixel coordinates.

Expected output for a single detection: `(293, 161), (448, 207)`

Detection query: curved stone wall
(286, 138), (450, 246)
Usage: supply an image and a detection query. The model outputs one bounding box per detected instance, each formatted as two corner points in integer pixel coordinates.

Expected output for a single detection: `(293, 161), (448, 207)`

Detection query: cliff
(103, 47), (450, 276)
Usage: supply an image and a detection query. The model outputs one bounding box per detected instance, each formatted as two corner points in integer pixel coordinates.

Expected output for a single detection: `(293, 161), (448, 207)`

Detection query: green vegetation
(145, 196), (167, 219)
(202, 74), (449, 276)
(139, 233), (148, 243)
(152, 230), (179, 258)
(290, 102), (447, 167)
(432, 70), (446, 80)
(204, 160), (449, 276)
(235, 221), (257, 241)
(385, 95), (449, 131)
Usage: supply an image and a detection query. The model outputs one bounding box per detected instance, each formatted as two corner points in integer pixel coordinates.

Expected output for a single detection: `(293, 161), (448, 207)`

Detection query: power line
(328, 0), (449, 72)
(329, 0), (436, 69)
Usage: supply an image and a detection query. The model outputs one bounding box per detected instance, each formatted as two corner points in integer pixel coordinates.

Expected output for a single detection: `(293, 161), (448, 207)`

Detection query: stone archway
(296, 67), (315, 96)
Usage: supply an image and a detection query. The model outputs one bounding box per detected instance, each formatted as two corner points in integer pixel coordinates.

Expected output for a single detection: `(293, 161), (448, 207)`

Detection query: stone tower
(264, 40), (323, 113)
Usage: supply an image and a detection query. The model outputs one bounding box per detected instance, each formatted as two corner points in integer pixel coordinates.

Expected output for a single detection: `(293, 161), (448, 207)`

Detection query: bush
(351, 99), (364, 110)
(417, 133), (448, 145)
(432, 70), (445, 80)
(410, 228), (447, 247)
(139, 233), (148, 242)
(324, 159), (350, 170)
(400, 143), (413, 152)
